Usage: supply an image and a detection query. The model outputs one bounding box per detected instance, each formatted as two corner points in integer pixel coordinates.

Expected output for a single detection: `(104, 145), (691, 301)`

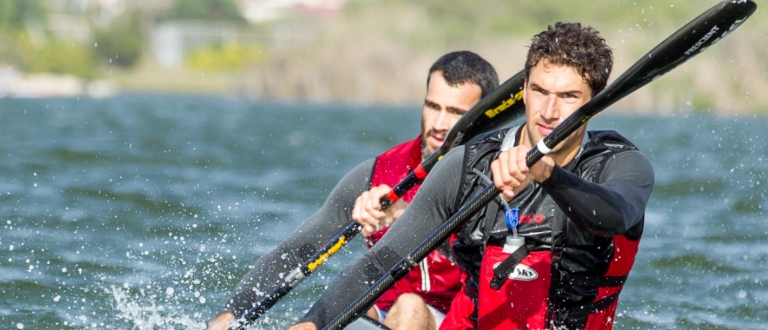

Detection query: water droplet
(737, 290), (747, 298)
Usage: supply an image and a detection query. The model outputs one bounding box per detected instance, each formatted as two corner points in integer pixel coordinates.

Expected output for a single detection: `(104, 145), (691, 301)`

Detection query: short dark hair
(427, 51), (499, 98)
(525, 22), (613, 96)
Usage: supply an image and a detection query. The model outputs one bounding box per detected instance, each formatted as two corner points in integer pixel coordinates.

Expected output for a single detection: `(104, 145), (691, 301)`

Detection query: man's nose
(540, 96), (560, 120)
(432, 110), (450, 131)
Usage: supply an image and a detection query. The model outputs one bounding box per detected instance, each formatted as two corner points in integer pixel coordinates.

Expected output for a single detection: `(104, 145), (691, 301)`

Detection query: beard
(421, 138), (430, 160)
(420, 117), (430, 160)
(420, 116), (447, 160)
(421, 128), (448, 160)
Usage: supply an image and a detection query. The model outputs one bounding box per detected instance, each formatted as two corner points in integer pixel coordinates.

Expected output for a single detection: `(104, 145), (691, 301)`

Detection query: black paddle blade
(448, 70), (526, 149)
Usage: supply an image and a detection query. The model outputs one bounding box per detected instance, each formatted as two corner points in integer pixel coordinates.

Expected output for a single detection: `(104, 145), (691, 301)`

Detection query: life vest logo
(493, 262), (538, 281)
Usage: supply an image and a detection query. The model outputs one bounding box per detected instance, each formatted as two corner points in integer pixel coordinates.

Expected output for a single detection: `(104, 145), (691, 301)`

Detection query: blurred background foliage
(186, 43), (263, 72)
(253, 0), (766, 112)
(0, 0), (47, 30)
(0, 0), (765, 112)
(163, 0), (247, 23)
(93, 12), (145, 68)
(24, 38), (98, 79)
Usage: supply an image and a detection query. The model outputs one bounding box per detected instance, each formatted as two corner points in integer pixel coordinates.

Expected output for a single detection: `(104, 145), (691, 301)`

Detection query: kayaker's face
(522, 60), (592, 160)
(421, 71), (483, 158)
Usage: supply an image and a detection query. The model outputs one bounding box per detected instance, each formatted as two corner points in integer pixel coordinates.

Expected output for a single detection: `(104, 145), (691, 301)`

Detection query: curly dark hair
(526, 22), (613, 96)
(427, 51), (499, 98)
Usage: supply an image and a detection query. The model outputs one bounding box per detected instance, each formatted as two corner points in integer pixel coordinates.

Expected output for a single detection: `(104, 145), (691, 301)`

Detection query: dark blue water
(1, 94), (766, 329)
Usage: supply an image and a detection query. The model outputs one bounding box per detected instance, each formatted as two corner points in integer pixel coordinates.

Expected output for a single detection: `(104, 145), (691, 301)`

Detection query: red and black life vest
(441, 128), (644, 330)
(368, 136), (462, 314)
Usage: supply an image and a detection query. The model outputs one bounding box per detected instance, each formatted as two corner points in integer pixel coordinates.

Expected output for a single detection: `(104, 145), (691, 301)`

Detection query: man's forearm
(541, 151), (653, 236)
(221, 159), (376, 316)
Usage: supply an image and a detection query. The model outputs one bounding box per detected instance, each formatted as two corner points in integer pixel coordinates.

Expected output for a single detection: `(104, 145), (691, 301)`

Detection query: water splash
(111, 285), (206, 330)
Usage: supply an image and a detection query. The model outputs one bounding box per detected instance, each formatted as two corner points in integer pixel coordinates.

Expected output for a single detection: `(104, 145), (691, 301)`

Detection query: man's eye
(561, 94), (581, 104)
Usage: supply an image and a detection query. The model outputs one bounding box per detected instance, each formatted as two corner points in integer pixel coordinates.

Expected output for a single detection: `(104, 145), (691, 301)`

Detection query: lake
(1, 94), (766, 329)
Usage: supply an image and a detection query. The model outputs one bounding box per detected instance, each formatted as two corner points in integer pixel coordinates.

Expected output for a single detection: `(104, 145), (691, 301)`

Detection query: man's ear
(522, 80), (528, 105)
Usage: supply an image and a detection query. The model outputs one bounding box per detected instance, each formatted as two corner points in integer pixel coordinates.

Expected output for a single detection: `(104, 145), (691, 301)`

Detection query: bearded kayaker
(290, 22), (654, 330)
(209, 51), (499, 330)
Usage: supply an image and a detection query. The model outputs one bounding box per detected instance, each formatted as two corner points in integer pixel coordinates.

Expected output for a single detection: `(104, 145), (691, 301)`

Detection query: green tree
(0, 0), (46, 31)
(0, 0), (47, 67)
(93, 12), (145, 68)
(164, 0), (246, 23)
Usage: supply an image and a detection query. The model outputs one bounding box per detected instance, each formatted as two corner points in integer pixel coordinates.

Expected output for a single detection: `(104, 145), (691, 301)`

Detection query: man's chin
(421, 136), (441, 158)
(428, 139), (444, 152)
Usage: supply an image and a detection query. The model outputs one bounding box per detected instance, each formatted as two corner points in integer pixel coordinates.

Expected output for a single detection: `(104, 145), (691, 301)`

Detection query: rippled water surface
(1, 94), (767, 329)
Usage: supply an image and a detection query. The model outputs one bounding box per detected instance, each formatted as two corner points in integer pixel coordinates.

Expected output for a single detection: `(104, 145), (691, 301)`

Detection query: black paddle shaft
(323, 1), (756, 329)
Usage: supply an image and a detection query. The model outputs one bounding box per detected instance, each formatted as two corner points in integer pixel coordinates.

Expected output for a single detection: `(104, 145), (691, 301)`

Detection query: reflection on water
(1, 95), (767, 329)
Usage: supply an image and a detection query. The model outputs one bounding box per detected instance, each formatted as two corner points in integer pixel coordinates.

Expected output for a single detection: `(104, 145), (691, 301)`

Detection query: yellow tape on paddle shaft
(307, 236), (348, 271)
